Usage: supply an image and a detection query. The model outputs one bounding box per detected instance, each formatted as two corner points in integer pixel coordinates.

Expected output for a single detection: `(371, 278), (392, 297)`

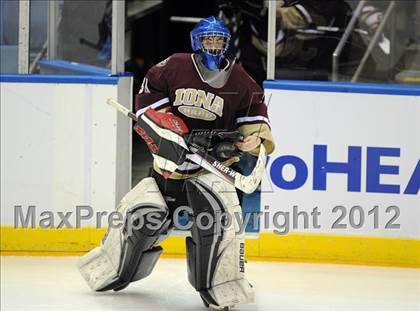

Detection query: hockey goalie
(78, 16), (275, 310)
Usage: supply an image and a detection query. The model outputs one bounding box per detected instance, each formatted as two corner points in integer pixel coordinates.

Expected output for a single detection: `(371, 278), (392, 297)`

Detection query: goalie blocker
(134, 107), (190, 175)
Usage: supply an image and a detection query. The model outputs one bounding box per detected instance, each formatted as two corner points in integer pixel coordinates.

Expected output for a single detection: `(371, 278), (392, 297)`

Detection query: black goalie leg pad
(131, 246), (163, 282)
(78, 177), (170, 292)
(185, 174), (254, 309)
(186, 237), (221, 308)
(185, 178), (226, 293)
(98, 207), (169, 292)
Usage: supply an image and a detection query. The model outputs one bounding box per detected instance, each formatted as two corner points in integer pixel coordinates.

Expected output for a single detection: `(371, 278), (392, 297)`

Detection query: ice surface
(1, 256), (419, 311)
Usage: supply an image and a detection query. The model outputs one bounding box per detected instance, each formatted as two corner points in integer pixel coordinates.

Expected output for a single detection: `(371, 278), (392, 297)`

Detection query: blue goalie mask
(190, 16), (231, 70)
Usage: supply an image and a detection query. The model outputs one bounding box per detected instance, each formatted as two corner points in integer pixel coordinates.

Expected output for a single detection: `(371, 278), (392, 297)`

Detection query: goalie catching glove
(188, 129), (243, 161)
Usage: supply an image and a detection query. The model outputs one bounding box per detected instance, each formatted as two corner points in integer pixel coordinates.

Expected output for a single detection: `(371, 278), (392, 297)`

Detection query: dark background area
(129, 0), (220, 183)
(130, 0), (218, 71)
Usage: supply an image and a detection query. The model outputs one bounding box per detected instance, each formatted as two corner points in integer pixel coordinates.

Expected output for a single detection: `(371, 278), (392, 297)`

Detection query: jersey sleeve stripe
(136, 97), (170, 118)
(236, 116), (270, 125)
(295, 4), (313, 24)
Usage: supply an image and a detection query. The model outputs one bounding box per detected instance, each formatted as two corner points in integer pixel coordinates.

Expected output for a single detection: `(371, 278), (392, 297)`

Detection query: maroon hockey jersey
(135, 53), (274, 178)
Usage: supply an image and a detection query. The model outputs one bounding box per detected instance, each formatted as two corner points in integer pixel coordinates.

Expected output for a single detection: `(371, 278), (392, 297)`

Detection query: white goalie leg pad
(78, 177), (169, 292)
(185, 173), (255, 309)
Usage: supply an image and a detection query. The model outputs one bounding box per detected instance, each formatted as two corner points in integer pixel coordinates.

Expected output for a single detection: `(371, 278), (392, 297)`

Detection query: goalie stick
(106, 98), (266, 194)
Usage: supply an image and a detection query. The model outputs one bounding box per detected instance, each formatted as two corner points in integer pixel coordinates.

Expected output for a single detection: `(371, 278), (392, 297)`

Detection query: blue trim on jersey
(263, 80), (420, 96)
(0, 74), (119, 85)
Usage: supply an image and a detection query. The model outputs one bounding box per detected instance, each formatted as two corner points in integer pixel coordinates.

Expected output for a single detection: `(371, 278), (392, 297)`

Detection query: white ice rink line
(1, 256), (419, 311)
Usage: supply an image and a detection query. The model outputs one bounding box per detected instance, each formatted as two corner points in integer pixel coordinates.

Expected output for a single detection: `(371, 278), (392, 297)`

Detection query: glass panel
(218, 1), (269, 86)
(336, 0), (419, 83)
(56, 0), (112, 68)
(265, 0), (420, 84)
(29, 0), (48, 73)
(0, 1), (19, 73)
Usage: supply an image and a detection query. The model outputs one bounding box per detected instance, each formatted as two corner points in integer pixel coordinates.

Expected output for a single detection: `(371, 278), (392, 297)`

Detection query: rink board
(261, 80), (420, 239)
(1, 227), (419, 267)
(0, 75), (133, 252)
